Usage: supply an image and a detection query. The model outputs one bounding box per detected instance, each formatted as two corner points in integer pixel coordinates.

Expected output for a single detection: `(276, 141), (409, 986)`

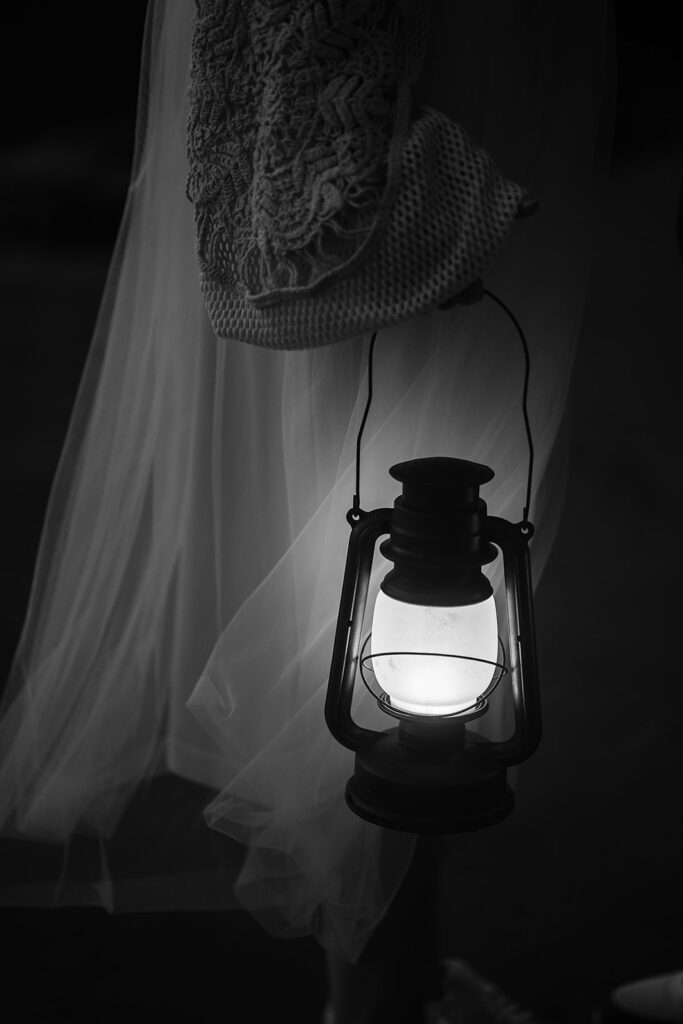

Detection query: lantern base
(345, 726), (513, 834)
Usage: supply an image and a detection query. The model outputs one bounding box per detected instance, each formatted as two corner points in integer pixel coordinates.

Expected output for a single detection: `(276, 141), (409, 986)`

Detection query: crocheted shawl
(187, 0), (524, 348)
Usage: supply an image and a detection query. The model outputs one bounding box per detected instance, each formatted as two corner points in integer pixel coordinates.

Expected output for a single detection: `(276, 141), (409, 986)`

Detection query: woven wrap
(187, 0), (524, 349)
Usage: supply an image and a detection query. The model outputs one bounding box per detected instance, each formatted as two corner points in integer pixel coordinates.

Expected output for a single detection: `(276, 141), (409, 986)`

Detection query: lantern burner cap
(389, 457), (494, 489)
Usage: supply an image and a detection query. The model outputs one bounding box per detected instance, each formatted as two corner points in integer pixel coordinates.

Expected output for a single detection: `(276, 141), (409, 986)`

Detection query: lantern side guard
(485, 516), (541, 766)
(325, 508), (392, 751)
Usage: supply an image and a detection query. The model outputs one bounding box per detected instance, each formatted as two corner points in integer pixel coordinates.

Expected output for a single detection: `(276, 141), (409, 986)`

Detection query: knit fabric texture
(187, 0), (525, 349)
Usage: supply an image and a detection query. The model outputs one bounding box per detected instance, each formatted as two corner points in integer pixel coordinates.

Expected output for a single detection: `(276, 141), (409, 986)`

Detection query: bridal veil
(0, 1), (612, 962)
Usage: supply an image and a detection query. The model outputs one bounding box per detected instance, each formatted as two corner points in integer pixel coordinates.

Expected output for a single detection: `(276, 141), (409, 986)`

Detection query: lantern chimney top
(389, 457), (494, 488)
(388, 457), (493, 513)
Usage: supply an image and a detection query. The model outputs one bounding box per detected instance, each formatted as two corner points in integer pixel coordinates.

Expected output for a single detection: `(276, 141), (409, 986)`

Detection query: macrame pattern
(186, 0), (525, 349)
(187, 0), (431, 305)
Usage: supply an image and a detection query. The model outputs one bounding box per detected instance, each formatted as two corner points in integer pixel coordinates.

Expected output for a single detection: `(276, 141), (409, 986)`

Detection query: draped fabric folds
(0, 1), (612, 961)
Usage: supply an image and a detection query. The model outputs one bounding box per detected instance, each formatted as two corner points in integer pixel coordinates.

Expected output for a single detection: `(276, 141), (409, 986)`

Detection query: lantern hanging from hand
(325, 456), (540, 834)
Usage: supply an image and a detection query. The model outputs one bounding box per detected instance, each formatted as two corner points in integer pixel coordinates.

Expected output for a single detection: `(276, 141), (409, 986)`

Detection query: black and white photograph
(1, 3), (681, 1022)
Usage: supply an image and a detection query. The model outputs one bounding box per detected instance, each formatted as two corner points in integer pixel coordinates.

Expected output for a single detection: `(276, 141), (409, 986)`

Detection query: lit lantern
(325, 457), (540, 833)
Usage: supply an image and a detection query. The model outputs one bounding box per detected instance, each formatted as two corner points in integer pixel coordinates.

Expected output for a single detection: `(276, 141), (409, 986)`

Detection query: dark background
(1, 4), (682, 1021)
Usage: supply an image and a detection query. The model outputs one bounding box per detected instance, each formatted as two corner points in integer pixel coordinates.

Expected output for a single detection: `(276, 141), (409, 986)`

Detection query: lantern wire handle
(349, 329), (378, 523)
(349, 292), (534, 528)
(482, 289), (534, 529)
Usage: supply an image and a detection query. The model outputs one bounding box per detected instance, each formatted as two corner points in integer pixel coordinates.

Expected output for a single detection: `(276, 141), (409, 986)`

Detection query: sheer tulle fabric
(0, 1), (610, 960)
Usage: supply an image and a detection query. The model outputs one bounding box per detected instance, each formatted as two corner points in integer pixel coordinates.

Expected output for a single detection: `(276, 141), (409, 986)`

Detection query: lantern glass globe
(370, 590), (498, 716)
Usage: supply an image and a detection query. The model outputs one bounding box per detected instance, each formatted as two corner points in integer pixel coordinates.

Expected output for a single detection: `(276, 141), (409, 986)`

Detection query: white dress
(0, 0), (611, 962)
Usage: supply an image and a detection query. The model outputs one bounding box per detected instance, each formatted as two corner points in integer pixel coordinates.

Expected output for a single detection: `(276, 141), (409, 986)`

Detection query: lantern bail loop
(346, 506), (368, 527)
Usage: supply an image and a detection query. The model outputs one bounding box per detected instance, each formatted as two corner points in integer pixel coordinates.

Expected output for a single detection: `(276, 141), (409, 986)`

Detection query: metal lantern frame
(325, 456), (541, 834)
